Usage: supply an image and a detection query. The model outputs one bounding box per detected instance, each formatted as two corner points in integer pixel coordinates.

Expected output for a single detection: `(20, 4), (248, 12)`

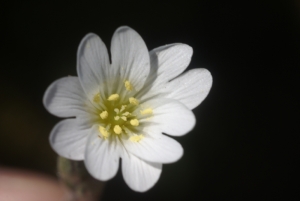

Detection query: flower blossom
(43, 26), (212, 192)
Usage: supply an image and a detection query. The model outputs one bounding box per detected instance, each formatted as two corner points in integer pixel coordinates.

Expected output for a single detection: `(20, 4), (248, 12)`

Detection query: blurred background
(1, 1), (299, 200)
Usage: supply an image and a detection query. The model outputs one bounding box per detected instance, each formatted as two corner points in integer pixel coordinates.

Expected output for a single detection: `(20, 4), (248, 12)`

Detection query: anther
(122, 112), (130, 116)
(99, 126), (110, 138)
(114, 108), (120, 114)
(125, 80), (133, 91)
(140, 108), (153, 115)
(93, 93), (101, 103)
(114, 125), (122, 134)
(130, 119), (139, 126)
(114, 116), (120, 120)
(129, 97), (139, 105)
(130, 134), (144, 142)
(100, 111), (108, 119)
(120, 105), (127, 112)
(108, 94), (119, 101)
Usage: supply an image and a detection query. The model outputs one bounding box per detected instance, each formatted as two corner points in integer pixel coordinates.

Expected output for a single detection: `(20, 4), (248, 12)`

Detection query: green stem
(57, 156), (105, 201)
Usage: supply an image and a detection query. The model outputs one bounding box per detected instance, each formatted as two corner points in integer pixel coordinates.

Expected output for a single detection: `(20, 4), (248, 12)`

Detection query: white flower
(43, 26), (212, 192)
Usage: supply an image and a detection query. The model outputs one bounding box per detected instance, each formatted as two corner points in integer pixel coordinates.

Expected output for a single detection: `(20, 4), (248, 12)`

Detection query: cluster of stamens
(93, 80), (152, 142)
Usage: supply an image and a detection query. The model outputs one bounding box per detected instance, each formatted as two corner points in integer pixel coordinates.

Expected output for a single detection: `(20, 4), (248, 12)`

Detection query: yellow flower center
(93, 80), (151, 142)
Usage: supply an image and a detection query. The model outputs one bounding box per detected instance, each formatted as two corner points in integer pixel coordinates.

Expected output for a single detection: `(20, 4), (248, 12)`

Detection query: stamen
(114, 116), (120, 120)
(122, 125), (127, 132)
(129, 97), (139, 105)
(114, 108), (120, 114)
(108, 94), (119, 101)
(125, 80), (133, 91)
(121, 116), (127, 121)
(130, 134), (144, 142)
(114, 125), (122, 134)
(120, 105), (127, 112)
(100, 111), (108, 119)
(99, 126), (110, 138)
(122, 126), (131, 134)
(130, 119), (139, 126)
(122, 112), (130, 116)
(140, 108), (153, 115)
(93, 93), (101, 103)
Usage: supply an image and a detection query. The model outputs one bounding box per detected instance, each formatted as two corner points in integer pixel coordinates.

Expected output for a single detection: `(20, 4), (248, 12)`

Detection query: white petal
(110, 26), (150, 91)
(123, 132), (183, 164)
(149, 43), (193, 87)
(84, 127), (120, 181)
(121, 150), (162, 192)
(43, 76), (89, 118)
(141, 98), (196, 136)
(49, 118), (90, 160)
(166, 68), (213, 109)
(77, 33), (110, 101)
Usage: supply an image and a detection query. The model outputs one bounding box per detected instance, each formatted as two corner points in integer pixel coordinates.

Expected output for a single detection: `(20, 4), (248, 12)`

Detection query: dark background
(1, 1), (299, 200)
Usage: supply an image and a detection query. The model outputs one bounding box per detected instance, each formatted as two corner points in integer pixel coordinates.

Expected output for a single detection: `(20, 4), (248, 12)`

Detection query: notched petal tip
(148, 43), (194, 88)
(110, 25), (150, 91)
(114, 25), (134, 33)
(200, 68), (213, 87)
(43, 77), (65, 111)
(76, 32), (102, 63)
(121, 152), (162, 192)
(124, 133), (185, 164)
(78, 32), (100, 45)
(151, 43), (193, 60)
(49, 119), (88, 161)
(142, 98), (196, 136)
(176, 43), (193, 56)
(169, 108), (196, 136)
(84, 129), (121, 181)
(77, 33), (101, 55)
(43, 76), (86, 118)
(76, 31), (110, 102)
(165, 68), (213, 110)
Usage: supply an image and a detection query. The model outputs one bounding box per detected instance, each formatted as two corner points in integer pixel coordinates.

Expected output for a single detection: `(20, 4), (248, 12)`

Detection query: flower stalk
(57, 156), (104, 201)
